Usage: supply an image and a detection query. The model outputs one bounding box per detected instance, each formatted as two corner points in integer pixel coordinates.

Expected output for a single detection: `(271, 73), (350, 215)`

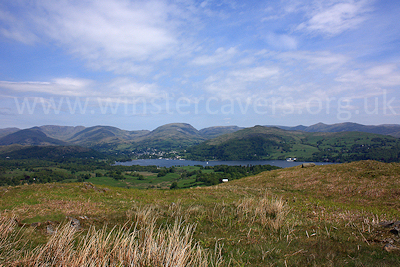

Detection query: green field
(1, 160), (278, 190)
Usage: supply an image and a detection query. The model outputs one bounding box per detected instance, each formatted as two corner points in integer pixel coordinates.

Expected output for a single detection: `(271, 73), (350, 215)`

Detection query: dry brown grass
(236, 195), (288, 231)
(1, 213), (224, 267)
(126, 204), (160, 227)
(226, 161), (400, 214)
(0, 214), (22, 267)
(13, 199), (108, 220)
(0, 195), (288, 266)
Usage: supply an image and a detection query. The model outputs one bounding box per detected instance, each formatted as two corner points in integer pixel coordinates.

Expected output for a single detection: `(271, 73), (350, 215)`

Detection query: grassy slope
(230, 160), (400, 215)
(1, 160), (400, 266)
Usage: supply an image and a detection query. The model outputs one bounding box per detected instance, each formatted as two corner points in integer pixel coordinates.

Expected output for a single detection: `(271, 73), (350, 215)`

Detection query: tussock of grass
(2, 217), (224, 266)
(236, 196), (288, 231)
(0, 215), (22, 266)
(126, 204), (160, 227)
(0, 195), (289, 266)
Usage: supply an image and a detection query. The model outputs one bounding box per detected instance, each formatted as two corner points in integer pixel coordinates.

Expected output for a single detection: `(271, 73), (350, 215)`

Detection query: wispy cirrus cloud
(191, 47), (238, 66)
(296, 0), (373, 36)
(336, 64), (400, 87)
(276, 50), (350, 72)
(0, 7), (39, 44)
(0, 78), (94, 97)
(229, 67), (280, 82)
(265, 32), (298, 50)
(203, 66), (280, 99)
(0, 77), (161, 99)
(0, 0), (196, 75)
(108, 78), (162, 98)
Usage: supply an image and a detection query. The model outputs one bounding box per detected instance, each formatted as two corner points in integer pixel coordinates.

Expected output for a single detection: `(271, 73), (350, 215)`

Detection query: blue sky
(0, 0), (399, 130)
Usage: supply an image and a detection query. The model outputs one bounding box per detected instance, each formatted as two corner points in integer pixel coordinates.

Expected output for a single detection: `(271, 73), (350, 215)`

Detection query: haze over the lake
(1, 0), (399, 130)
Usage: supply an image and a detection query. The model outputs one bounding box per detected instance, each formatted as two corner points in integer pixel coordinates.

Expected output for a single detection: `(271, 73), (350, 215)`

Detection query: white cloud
(108, 78), (161, 98)
(265, 32), (298, 50)
(365, 64), (398, 77)
(336, 64), (400, 87)
(0, 27), (38, 45)
(229, 67), (280, 82)
(44, 0), (179, 60)
(88, 60), (154, 76)
(0, 78), (94, 97)
(0, 77), (162, 100)
(0, 8), (39, 44)
(277, 50), (349, 72)
(283, 0), (305, 14)
(296, 0), (372, 36)
(202, 66), (280, 99)
(0, 0), (195, 74)
(191, 47), (238, 66)
(200, 1), (209, 8)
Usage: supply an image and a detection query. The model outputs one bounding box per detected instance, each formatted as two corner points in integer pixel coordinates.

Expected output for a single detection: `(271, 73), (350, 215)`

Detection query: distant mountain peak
(0, 128), (66, 146)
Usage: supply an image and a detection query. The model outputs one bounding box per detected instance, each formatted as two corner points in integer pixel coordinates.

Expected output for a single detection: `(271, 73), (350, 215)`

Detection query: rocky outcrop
(82, 182), (109, 193)
(66, 216), (82, 231)
(378, 220), (400, 252)
(302, 163), (316, 168)
(27, 216), (89, 235)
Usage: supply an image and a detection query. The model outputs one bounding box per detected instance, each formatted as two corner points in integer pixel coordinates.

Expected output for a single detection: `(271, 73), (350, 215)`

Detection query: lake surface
(115, 159), (333, 168)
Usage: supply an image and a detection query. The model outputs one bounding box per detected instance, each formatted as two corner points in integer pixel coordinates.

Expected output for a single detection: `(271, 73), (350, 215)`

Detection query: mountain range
(0, 123), (242, 153)
(0, 122), (399, 162)
(268, 122), (400, 138)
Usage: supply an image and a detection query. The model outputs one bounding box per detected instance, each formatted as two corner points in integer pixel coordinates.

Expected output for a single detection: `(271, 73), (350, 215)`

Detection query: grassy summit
(1, 160), (400, 266)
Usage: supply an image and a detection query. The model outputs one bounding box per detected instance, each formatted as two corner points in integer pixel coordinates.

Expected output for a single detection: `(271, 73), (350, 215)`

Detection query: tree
(170, 181), (178, 190)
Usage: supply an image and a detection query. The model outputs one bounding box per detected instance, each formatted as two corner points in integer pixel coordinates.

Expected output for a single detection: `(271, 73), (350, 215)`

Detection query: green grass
(85, 171), (201, 189)
(1, 160), (400, 266)
(86, 176), (131, 187)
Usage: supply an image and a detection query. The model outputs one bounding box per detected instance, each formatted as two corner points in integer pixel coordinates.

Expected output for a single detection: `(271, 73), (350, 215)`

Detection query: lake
(115, 159), (334, 168)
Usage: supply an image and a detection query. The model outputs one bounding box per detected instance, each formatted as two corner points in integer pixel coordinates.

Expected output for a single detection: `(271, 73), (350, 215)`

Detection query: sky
(0, 0), (399, 131)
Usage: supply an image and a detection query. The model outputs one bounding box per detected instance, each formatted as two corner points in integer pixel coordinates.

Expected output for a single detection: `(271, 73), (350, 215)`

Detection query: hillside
(0, 144), (27, 154)
(37, 125), (86, 140)
(273, 122), (400, 138)
(131, 123), (206, 150)
(229, 160), (400, 214)
(188, 126), (400, 162)
(0, 127), (20, 138)
(68, 125), (149, 144)
(1, 160), (399, 266)
(199, 125), (243, 139)
(0, 145), (106, 160)
(0, 128), (67, 146)
(188, 126), (300, 160)
(66, 126), (145, 153)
